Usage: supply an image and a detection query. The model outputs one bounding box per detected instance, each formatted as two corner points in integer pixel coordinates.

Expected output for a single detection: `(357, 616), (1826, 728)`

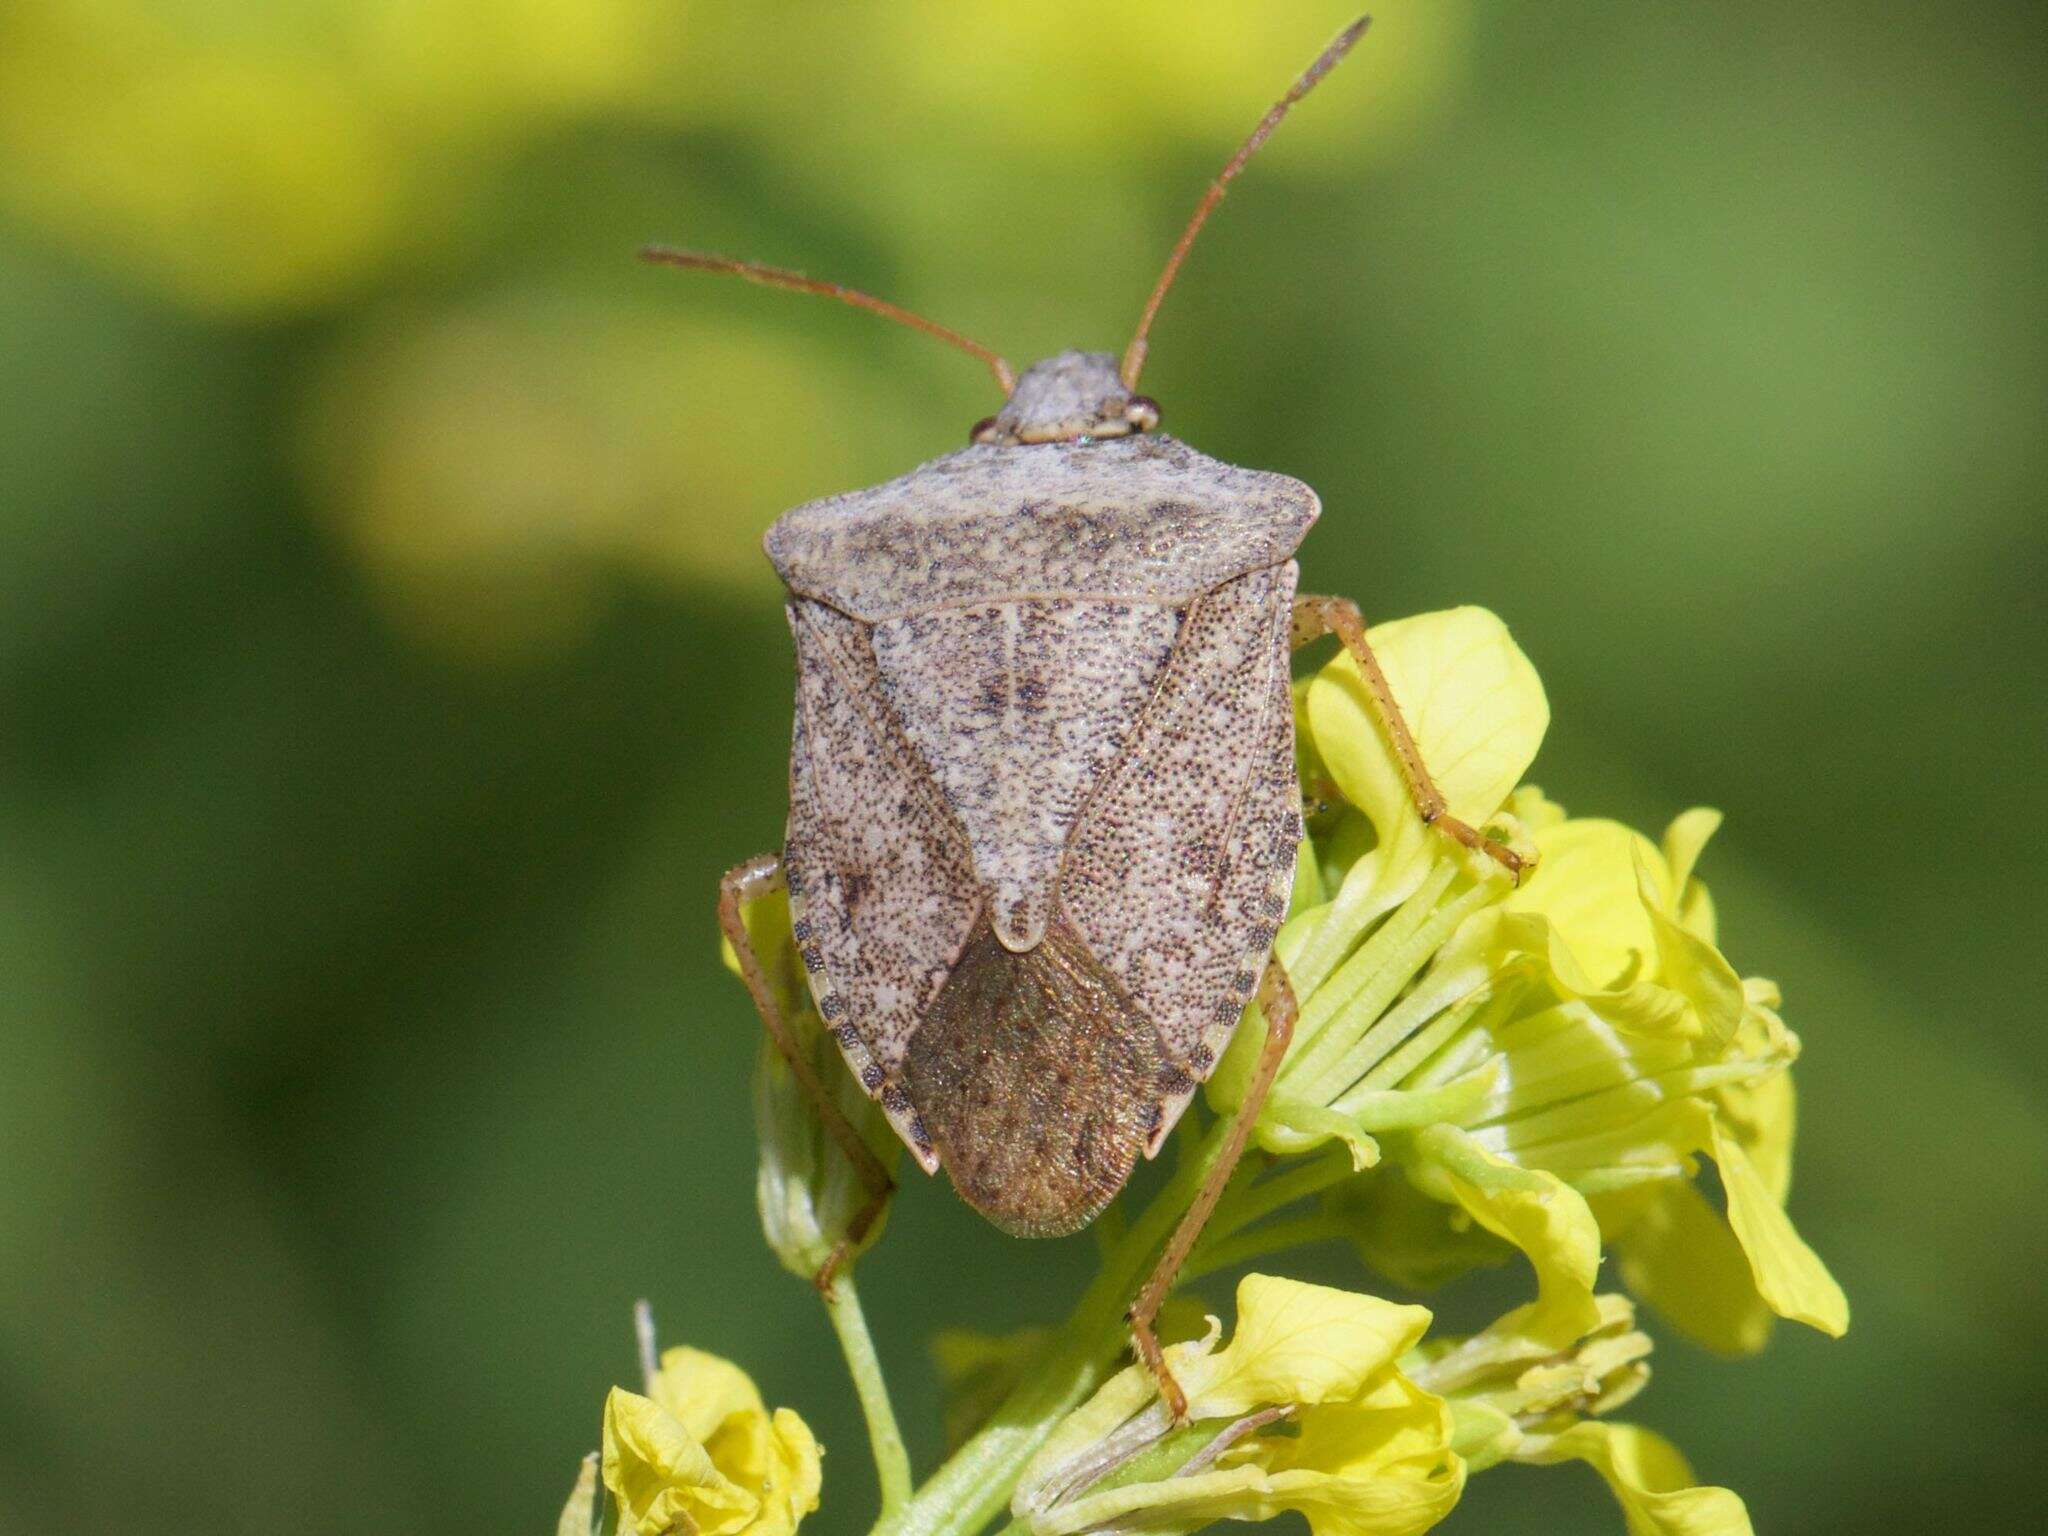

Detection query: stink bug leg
(1291, 595), (1527, 882)
(1128, 955), (1300, 1422)
(718, 853), (896, 1293)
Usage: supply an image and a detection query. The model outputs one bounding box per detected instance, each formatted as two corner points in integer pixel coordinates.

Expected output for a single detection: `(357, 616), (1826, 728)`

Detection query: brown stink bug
(670, 16), (1522, 1418)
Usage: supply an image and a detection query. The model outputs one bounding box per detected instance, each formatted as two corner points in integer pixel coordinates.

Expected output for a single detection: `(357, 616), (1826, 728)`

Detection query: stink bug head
(971, 351), (1161, 447)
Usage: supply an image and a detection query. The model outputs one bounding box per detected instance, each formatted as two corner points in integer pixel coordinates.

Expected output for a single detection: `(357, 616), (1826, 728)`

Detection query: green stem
(869, 1120), (1235, 1536)
(1182, 1212), (1352, 1281)
(1202, 1147), (1353, 1244)
(825, 1270), (913, 1518)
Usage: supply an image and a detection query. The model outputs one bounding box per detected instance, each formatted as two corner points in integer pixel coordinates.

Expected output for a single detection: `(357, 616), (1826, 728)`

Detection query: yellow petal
(1280, 1372), (1461, 1485)
(649, 1345), (767, 1450)
(602, 1387), (759, 1536)
(1676, 878), (1718, 946)
(1634, 853), (1744, 1048)
(1505, 784), (1569, 833)
(1717, 1055), (1796, 1206)
(1519, 1422), (1754, 1536)
(1659, 808), (1723, 945)
(1603, 1181), (1776, 1356)
(1180, 1275), (1435, 1418)
(1498, 824), (1743, 1044)
(1659, 809), (1723, 906)
(1507, 819), (1660, 990)
(758, 1408), (824, 1535)
(1706, 1116), (1849, 1337)
(1306, 607), (1547, 887)
(1409, 1126), (1603, 1344)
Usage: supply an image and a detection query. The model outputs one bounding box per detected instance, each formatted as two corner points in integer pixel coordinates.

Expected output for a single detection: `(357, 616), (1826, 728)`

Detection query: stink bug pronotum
(669, 16), (1522, 1418)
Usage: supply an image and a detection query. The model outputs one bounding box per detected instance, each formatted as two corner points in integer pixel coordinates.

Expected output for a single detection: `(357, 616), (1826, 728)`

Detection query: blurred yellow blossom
(657, 2), (1470, 281)
(0, 0), (681, 312)
(0, 0), (1474, 321)
(1501, 813), (1848, 1346)
(298, 296), (930, 652)
(602, 1345), (822, 1536)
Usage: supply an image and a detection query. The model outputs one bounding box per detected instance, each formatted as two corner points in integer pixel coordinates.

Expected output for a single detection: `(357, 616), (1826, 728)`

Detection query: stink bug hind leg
(719, 853), (896, 1294)
(1291, 594), (1526, 882)
(1128, 955), (1300, 1422)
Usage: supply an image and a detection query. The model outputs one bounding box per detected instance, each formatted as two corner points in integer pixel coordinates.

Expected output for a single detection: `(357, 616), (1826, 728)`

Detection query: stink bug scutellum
(667, 16), (1522, 1418)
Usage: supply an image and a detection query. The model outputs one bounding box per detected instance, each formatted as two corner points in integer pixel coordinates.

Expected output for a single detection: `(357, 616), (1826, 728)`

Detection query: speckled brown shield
(768, 350), (1315, 1236)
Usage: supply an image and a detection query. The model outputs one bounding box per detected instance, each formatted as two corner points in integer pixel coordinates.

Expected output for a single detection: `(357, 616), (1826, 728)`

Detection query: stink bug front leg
(1292, 595), (1526, 882)
(1129, 954), (1300, 1422)
(718, 854), (895, 1294)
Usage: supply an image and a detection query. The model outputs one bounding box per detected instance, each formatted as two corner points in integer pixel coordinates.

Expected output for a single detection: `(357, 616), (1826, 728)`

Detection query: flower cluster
(560, 604), (1846, 1536)
(1012, 1276), (1750, 1536)
(1206, 607), (1844, 1356)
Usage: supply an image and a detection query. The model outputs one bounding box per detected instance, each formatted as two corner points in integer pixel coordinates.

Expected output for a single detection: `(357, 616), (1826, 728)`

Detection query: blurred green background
(2, 1), (2043, 1532)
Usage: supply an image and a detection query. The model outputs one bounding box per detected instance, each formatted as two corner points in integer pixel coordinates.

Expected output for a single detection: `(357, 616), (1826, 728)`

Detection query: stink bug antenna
(1119, 14), (1372, 391)
(639, 246), (1018, 396)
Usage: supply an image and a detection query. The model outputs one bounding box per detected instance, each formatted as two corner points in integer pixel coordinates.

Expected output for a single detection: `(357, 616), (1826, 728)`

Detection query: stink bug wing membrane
(783, 598), (982, 1171)
(1060, 560), (1304, 1153)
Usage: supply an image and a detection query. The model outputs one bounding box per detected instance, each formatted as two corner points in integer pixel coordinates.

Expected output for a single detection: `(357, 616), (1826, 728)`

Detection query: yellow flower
(1019, 1279), (1757, 1536)
(602, 1346), (822, 1536)
(1208, 607), (1844, 1349)
(1412, 1294), (1755, 1536)
(1013, 1275), (1462, 1536)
